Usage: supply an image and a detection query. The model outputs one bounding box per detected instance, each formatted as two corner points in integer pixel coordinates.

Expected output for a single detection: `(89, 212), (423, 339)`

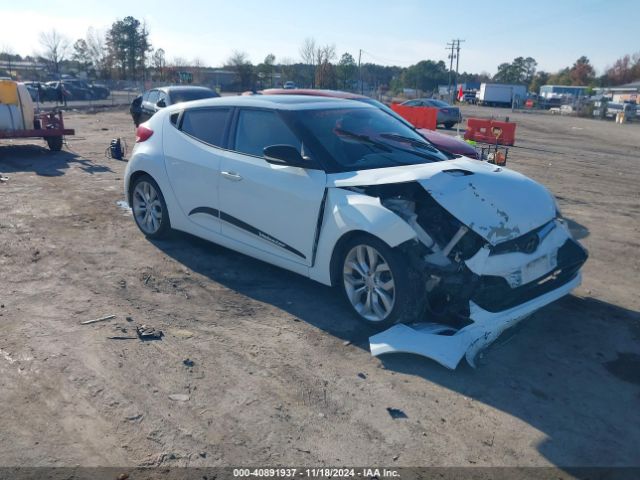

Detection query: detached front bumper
(369, 220), (588, 369)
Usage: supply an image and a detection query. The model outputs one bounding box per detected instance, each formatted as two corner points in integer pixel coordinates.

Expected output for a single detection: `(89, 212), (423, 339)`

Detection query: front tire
(444, 122), (455, 129)
(339, 235), (424, 329)
(131, 175), (171, 239)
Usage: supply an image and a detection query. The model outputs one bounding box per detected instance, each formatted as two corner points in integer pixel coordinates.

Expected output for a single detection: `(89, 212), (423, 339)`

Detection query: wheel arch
(310, 188), (418, 287)
(127, 170), (155, 205)
(329, 230), (383, 287)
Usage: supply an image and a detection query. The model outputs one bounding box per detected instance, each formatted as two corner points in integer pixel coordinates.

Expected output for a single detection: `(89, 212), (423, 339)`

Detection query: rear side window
(180, 108), (230, 147)
(233, 109), (300, 157)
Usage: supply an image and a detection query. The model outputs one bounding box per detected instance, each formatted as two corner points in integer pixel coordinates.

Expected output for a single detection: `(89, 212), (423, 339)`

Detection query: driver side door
(218, 108), (326, 267)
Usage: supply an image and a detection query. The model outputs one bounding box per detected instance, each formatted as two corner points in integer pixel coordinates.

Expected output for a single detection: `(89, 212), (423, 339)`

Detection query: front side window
(180, 108), (230, 147)
(234, 109), (301, 157)
(147, 90), (160, 104)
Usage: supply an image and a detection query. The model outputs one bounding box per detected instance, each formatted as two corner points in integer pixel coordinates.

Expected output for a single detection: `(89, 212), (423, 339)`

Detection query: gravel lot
(0, 106), (639, 472)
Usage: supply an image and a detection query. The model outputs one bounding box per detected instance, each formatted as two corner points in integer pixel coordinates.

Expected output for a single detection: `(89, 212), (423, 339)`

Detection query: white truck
(477, 83), (527, 107)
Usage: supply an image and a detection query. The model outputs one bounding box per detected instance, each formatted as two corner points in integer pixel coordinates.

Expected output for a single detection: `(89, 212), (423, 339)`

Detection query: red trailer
(0, 110), (75, 151)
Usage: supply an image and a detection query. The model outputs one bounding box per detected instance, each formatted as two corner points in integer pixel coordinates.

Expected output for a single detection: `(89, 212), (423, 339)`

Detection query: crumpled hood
(327, 158), (556, 245)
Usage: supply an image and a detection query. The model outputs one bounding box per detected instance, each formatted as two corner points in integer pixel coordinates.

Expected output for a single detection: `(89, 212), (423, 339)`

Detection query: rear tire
(46, 135), (63, 151)
(131, 175), (171, 239)
(338, 235), (425, 329)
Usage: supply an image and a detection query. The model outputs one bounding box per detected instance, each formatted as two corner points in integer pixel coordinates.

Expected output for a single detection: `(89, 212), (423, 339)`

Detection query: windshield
(170, 89), (218, 103)
(429, 99), (450, 107)
(285, 106), (448, 173)
(357, 97), (415, 128)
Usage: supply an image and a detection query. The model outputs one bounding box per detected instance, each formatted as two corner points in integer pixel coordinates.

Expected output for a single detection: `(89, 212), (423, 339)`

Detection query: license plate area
(522, 254), (557, 284)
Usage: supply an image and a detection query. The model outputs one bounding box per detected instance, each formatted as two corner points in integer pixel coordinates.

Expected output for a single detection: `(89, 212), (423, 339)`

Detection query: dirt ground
(0, 106), (639, 472)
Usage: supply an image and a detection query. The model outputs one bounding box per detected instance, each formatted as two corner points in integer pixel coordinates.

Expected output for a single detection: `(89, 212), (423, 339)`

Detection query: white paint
(370, 273), (582, 369)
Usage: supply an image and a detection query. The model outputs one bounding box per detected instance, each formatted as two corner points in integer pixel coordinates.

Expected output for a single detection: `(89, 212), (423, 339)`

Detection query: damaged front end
(350, 175), (588, 369)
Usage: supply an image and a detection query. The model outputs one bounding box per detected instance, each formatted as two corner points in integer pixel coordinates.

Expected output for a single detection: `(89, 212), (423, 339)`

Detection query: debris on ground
(81, 314), (116, 325)
(183, 358), (195, 367)
(0, 175), (8, 183)
(136, 325), (163, 341)
(386, 407), (408, 419)
(168, 394), (190, 402)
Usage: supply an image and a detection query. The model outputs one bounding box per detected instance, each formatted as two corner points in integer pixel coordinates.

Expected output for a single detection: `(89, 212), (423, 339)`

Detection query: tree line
(1, 16), (638, 93)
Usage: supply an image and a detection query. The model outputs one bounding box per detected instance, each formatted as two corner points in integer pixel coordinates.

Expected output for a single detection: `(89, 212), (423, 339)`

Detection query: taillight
(135, 124), (153, 143)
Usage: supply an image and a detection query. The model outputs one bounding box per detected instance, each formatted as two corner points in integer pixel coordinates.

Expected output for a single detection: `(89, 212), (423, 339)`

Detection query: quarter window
(180, 108), (230, 147)
(234, 109), (301, 157)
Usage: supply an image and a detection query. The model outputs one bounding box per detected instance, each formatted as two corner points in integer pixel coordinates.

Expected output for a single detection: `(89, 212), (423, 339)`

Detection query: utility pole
(446, 40), (456, 103)
(446, 39), (464, 103)
(358, 49), (363, 95)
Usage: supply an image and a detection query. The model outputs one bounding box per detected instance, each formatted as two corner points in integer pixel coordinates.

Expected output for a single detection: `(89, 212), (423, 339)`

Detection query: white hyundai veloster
(124, 95), (587, 368)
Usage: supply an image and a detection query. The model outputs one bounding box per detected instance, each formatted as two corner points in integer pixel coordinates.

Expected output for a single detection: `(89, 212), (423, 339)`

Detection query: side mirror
(263, 145), (310, 168)
(156, 99), (166, 108)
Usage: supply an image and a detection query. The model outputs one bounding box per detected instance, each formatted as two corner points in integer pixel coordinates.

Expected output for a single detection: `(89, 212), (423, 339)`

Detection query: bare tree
(299, 37), (317, 87)
(226, 51), (254, 90)
(1, 45), (16, 78)
(171, 56), (189, 68)
(152, 48), (166, 80)
(39, 29), (70, 74)
(315, 44), (337, 88)
(86, 28), (107, 78)
(299, 37), (316, 66)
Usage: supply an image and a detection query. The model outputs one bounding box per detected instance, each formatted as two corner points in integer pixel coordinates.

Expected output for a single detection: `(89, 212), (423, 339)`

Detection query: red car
(260, 88), (478, 159)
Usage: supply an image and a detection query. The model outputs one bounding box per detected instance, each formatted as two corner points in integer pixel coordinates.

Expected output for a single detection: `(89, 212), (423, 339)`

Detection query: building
(607, 80), (640, 103)
(539, 85), (588, 99)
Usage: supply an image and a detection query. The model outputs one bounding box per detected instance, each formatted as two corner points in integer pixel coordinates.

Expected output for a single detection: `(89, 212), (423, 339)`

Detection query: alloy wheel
(132, 180), (163, 235)
(343, 244), (396, 322)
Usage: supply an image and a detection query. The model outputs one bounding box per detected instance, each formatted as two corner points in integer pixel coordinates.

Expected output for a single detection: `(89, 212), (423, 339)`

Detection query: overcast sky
(1, 0), (636, 75)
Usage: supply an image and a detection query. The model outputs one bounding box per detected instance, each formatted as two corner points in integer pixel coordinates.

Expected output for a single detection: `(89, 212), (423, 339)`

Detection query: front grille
(471, 239), (588, 312)
(490, 220), (555, 256)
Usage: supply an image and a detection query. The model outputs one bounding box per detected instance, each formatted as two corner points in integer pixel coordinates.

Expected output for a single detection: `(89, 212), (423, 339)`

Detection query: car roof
(165, 94), (374, 112)
(154, 85), (215, 94)
(261, 88), (368, 100)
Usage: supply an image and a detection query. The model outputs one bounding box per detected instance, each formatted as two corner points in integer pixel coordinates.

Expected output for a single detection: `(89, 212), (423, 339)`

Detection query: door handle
(221, 171), (243, 181)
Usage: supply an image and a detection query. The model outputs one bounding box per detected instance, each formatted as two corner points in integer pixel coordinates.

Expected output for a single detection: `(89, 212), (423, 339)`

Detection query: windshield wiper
(379, 133), (439, 152)
(334, 128), (392, 152)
